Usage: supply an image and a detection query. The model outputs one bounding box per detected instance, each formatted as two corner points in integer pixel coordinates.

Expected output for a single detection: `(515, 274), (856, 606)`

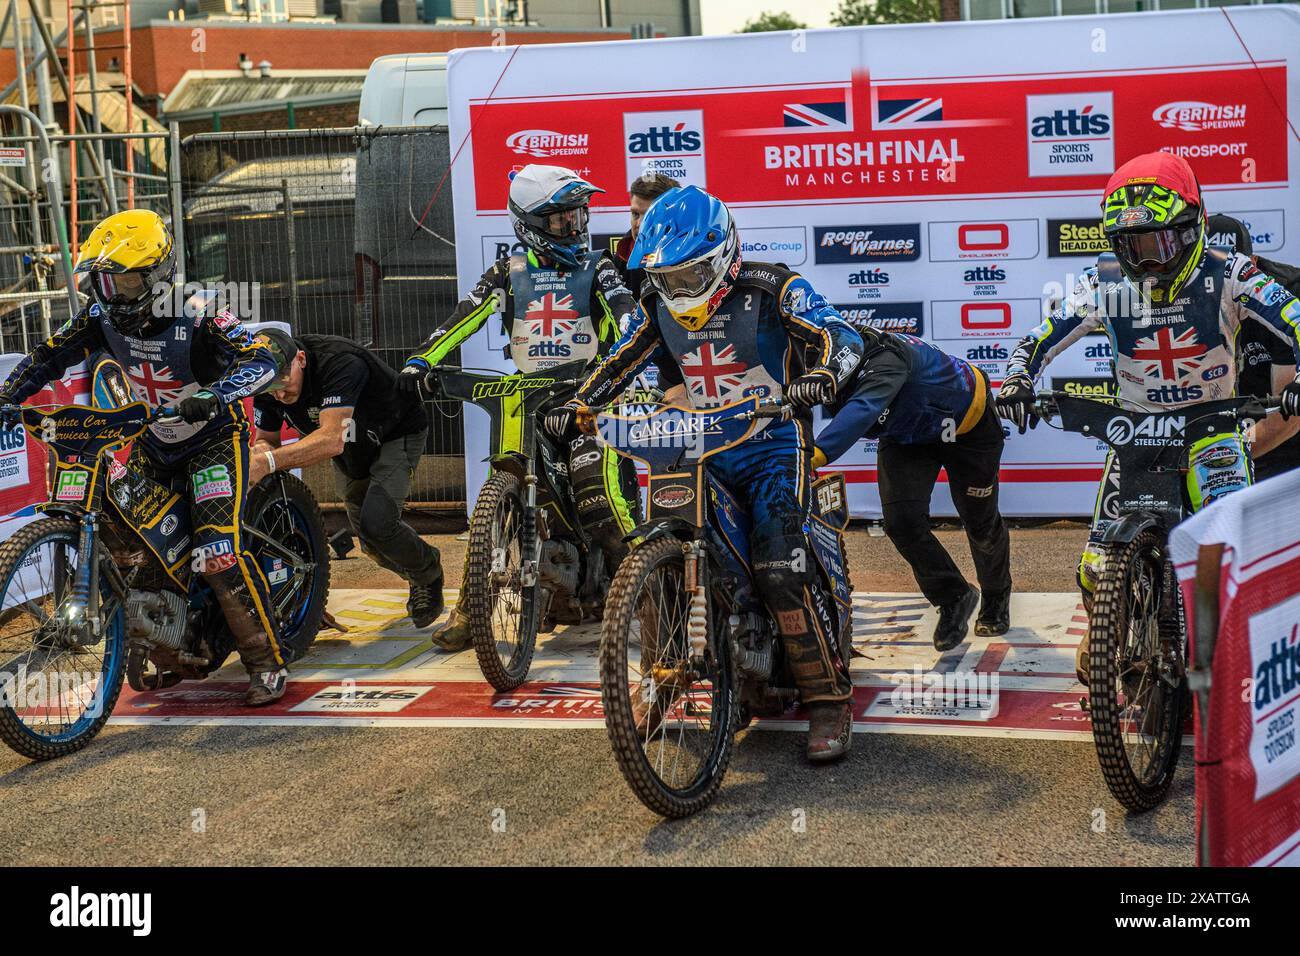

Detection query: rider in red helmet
(996, 151), (1300, 682)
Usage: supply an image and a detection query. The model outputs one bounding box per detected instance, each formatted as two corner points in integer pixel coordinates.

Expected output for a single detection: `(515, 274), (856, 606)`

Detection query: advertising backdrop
(445, 6), (1300, 516)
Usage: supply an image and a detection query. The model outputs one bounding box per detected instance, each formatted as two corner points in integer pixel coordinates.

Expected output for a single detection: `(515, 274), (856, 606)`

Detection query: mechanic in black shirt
(1208, 215), (1300, 479)
(250, 329), (445, 627)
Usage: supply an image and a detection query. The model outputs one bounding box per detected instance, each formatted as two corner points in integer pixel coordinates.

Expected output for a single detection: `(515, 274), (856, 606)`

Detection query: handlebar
(996, 390), (1281, 424)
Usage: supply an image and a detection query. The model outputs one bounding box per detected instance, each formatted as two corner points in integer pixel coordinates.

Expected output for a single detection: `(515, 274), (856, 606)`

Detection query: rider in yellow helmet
(0, 209), (290, 705)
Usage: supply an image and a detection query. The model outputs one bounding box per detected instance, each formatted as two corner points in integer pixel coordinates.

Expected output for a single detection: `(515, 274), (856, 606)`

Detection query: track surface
(0, 524), (1195, 866)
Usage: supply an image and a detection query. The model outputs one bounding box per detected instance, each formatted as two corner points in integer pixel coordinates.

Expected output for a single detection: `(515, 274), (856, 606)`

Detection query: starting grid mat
(109, 589), (1100, 742)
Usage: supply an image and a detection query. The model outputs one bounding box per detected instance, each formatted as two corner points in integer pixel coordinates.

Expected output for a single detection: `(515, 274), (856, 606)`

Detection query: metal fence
(177, 126), (467, 508)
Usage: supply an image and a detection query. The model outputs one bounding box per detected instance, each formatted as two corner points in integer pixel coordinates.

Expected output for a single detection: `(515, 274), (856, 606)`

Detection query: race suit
(407, 248), (640, 564)
(0, 293), (284, 672)
(576, 261), (864, 703)
(1007, 248), (1300, 598)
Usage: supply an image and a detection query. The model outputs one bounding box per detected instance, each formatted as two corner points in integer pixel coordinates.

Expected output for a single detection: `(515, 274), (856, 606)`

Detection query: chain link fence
(177, 126), (466, 509)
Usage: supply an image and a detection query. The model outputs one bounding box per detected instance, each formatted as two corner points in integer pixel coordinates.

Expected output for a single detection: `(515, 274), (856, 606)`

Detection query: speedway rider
(995, 152), (1300, 683)
(398, 164), (640, 651)
(0, 210), (290, 705)
(545, 185), (865, 763)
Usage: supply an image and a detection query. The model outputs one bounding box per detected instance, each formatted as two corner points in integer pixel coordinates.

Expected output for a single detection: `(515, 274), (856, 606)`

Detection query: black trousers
(334, 429), (444, 587)
(876, 401), (1012, 608)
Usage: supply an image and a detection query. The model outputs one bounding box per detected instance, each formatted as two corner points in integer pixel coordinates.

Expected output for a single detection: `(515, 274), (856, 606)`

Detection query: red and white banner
(446, 6), (1300, 516)
(0, 355), (89, 542)
(1172, 470), (1300, 867)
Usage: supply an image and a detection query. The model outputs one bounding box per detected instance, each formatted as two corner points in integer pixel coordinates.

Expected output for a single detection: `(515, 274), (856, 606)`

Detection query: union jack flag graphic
(526, 293), (579, 337)
(1132, 326), (1208, 381)
(127, 362), (184, 405)
(681, 343), (748, 401)
(876, 96), (944, 127)
(783, 101), (850, 130)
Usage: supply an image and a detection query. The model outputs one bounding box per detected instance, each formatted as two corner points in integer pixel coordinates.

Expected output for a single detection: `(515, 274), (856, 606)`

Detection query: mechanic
(814, 332), (1011, 650)
(608, 172), (680, 300)
(1207, 214), (1300, 480)
(0, 209), (289, 705)
(250, 328), (445, 629)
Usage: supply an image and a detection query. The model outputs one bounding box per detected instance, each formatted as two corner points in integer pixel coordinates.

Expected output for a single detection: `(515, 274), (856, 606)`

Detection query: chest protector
(96, 303), (205, 444)
(507, 254), (600, 373)
(1098, 248), (1234, 409)
(653, 276), (786, 433)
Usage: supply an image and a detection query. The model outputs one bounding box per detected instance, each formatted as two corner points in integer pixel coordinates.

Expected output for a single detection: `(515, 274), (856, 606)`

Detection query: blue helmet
(629, 185), (740, 329)
(507, 164), (604, 270)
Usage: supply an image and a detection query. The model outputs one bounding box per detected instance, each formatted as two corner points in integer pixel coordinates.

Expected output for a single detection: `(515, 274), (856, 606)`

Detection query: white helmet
(507, 164), (604, 270)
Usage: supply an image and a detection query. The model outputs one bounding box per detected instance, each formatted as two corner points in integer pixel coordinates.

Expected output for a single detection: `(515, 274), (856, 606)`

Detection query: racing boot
(431, 604), (472, 652)
(974, 588), (1011, 637)
(407, 575), (445, 629)
(246, 667), (288, 706)
(934, 584), (979, 652)
(806, 700), (853, 763)
(1075, 632), (1091, 688)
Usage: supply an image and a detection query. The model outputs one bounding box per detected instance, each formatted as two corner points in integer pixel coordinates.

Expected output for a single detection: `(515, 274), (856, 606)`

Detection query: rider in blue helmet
(545, 185), (866, 763)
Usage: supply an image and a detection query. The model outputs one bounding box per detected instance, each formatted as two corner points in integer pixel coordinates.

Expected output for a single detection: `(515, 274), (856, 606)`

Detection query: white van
(358, 53), (449, 127)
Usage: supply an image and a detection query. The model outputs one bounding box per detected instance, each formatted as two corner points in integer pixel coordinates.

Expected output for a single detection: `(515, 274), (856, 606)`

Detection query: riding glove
(995, 373), (1037, 433)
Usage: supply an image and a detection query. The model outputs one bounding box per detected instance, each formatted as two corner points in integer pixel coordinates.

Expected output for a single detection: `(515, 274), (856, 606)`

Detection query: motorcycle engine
(125, 589), (188, 650)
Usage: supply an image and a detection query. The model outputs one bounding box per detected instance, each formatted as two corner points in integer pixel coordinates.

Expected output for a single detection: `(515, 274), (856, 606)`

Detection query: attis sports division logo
(627, 121), (700, 155)
(1030, 103), (1110, 138)
(506, 130), (590, 158)
(1152, 101), (1247, 132)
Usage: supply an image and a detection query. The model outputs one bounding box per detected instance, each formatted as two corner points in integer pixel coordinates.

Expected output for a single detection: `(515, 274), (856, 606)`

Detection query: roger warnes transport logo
(814, 224), (920, 264)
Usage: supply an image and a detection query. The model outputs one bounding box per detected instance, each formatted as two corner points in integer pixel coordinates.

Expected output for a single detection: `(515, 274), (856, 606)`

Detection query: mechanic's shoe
(806, 701), (853, 763)
(430, 607), (472, 652)
(974, 588), (1011, 637)
(934, 585), (979, 652)
(407, 580), (444, 629)
(1075, 632), (1091, 688)
(245, 667), (288, 707)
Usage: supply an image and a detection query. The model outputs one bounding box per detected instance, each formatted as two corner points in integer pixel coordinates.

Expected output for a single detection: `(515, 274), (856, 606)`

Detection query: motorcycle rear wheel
(1087, 529), (1185, 812)
(466, 471), (540, 691)
(600, 537), (735, 818)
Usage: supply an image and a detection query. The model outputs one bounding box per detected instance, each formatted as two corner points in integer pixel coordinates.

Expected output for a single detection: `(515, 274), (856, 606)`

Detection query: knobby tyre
(0, 518), (126, 760)
(466, 471), (539, 691)
(1087, 529), (1185, 812)
(599, 537), (735, 818)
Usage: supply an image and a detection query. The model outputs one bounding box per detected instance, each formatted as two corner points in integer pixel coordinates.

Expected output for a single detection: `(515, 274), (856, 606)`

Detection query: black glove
(0, 394), (19, 427)
(543, 401), (583, 440)
(397, 364), (427, 400)
(995, 373), (1037, 434)
(1281, 376), (1300, 420)
(176, 390), (221, 424)
(785, 371), (837, 409)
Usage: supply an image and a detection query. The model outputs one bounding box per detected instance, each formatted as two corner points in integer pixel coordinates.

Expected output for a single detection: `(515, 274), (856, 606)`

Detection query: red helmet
(1101, 152), (1206, 301)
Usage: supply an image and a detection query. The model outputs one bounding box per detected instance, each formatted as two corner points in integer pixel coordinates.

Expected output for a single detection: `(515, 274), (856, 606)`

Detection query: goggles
(1113, 227), (1188, 270)
(90, 270), (152, 306)
(645, 243), (730, 303)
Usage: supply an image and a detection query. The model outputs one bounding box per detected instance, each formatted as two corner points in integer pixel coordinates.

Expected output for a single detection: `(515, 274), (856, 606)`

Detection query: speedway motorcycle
(427, 361), (613, 692)
(0, 360), (329, 761)
(589, 396), (853, 818)
(1010, 390), (1273, 812)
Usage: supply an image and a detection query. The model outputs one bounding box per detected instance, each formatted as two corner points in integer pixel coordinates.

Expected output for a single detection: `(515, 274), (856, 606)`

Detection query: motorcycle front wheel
(465, 471), (540, 691)
(600, 537), (735, 818)
(0, 518), (126, 761)
(1087, 529), (1185, 812)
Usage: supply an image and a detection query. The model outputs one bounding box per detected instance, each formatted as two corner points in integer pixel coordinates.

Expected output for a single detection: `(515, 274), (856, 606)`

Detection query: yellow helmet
(75, 209), (176, 335)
